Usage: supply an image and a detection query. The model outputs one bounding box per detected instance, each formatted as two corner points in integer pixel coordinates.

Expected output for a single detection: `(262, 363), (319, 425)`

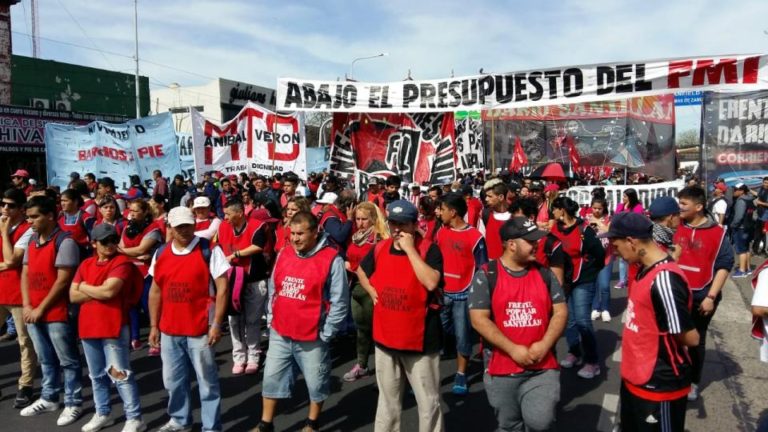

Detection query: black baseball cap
(91, 224), (118, 242)
(500, 216), (546, 242)
(598, 212), (653, 239)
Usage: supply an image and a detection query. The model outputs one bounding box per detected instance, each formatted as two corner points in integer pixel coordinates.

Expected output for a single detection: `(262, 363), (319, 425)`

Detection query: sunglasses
(98, 236), (120, 246)
(1, 201), (19, 209)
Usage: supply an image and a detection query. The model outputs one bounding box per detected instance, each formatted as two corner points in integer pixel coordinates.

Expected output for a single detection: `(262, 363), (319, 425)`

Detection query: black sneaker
(13, 386), (33, 409)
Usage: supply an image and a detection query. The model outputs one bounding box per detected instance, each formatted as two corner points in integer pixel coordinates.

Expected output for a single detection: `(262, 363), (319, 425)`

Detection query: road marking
(596, 392), (620, 432)
(611, 345), (622, 363)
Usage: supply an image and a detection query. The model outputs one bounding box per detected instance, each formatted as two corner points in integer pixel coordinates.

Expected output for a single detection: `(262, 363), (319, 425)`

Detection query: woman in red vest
(149, 194), (169, 241)
(69, 223), (146, 432)
(191, 196), (221, 241)
(59, 189), (93, 257)
(92, 197), (126, 237)
(119, 199), (163, 353)
(343, 202), (389, 382)
(550, 197), (605, 379)
(417, 196), (440, 242)
(615, 188), (645, 289)
(275, 196), (310, 253)
(588, 196), (614, 322)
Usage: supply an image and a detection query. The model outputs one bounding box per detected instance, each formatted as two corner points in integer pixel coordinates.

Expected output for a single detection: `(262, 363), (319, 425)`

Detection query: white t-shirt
(148, 237), (231, 286)
(712, 199), (728, 218)
(751, 267), (768, 363)
(13, 224), (33, 251)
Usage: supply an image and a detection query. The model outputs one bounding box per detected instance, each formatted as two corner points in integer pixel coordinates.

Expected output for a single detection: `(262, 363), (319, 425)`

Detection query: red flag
(509, 136), (528, 173)
(566, 134), (581, 172)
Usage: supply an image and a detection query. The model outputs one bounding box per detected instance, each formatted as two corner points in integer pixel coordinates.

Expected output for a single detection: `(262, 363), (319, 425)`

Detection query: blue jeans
(6, 314), (16, 335)
(732, 227), (751, 254)
(82, 326), (142, 419)
(262, 330), (331, 402)
(565, 282), (599, 364)
(618, 258), (628, 284)
(27, 321), (83, 407)
(161, 333), (221, 432)
(592, 258), (614, 312)
(130, 276), (153, 341)
(440, 294), (473, 357)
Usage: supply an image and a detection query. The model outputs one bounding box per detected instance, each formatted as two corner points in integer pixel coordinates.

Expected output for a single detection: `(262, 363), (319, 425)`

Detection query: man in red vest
(356, 199), (444, 432)
(435, 193), (487, 395)
(673, 186), (734, 401)
(469, 216), (567, 432)
(603, 212), (700, 431)
(280, 173), (299, 208)
(0, 188), (36, 409)
(148, 206), (230, 432)
(252, 211), (348, 432)
(479, 182), (511, 260)
(19, 196), (83, 426)
(218, 199), (269, 375)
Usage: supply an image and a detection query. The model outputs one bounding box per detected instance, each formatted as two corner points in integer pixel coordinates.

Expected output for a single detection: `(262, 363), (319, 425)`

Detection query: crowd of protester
(1, 165), (768, 432)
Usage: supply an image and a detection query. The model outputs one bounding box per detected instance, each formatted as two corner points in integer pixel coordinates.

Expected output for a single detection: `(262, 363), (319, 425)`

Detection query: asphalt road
(2, 263), (763, 432)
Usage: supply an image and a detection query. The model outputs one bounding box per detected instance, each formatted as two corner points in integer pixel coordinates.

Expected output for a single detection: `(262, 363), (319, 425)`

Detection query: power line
(54, 0), (117, 70)
(11, 30), (216, 82)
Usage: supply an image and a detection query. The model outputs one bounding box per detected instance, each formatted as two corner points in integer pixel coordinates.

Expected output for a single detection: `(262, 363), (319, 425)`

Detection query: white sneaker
(590, 310), (600, 320)
(20, 398), (59, 416)
(158, 419), (192, 432)
(577, 363), (601, 379)
(82, 413), (113, 432)
(57, 405), (83, 426)
(601, 311), (611, 322)
(121, 418), (147, 432)
(688, 383), (699, 401)
(559, 353), (583, 369)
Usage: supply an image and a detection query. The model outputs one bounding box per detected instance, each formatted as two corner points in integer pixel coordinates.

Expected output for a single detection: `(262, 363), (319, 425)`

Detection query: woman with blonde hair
(274, 196), (311, 252)
(343, 201), (389, 381)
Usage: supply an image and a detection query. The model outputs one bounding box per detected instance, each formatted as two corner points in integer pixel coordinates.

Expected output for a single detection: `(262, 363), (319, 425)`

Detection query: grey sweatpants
(483, 369), (560, 432)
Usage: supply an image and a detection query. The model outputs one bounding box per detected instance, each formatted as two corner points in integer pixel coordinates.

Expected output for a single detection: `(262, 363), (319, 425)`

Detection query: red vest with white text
(26, 230), (70, 322)
(370, 237), (434, 351)
(487, 262), (558, 375)
(271, 245), (337, 341)
(0, 221), (30, 305)
(436, 226), (482, 293)
(622, 263), (692, 394)
(77, 254), (136, 339)
(673, 223), (725, 290)
(153, 243), (212, 336)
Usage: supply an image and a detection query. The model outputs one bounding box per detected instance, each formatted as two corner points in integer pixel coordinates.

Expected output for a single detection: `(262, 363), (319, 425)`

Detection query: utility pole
(133, 0), (140, 118)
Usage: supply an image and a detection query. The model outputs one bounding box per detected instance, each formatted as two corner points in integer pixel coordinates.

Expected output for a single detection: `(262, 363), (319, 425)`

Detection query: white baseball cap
(192, 196), (211, 209)
(168, 207), (195, 227)
(316, 192), (338, 205)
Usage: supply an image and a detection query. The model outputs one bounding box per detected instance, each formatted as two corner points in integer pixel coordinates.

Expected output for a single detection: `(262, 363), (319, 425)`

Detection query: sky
(10, 0), (767, 130)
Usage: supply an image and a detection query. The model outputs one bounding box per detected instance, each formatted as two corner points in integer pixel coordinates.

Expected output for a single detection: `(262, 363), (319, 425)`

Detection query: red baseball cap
(11, 169), (30, 178)
(715, 182), (727, 192)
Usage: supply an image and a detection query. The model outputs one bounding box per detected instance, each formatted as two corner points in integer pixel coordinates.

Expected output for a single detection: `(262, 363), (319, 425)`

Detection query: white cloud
(9, 0), (768, 91)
